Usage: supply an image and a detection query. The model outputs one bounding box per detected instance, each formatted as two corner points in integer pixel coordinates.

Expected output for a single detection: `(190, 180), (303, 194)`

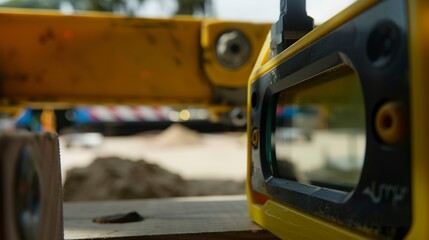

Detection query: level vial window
(273, 65), (366, 191)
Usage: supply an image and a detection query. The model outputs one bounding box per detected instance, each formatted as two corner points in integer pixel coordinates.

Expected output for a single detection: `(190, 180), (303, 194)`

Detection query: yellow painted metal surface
(0, 8), (270, 108)
(405, 0), (429, 239)
(248, 199), (368, 240)
(201, 20), (271, 88)
(246, 0), (380, 239)
(0, 9), (208, 105)
(248, 0), (429, 239)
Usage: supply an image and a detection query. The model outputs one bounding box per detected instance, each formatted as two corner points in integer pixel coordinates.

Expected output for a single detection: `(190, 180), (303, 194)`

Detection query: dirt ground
(60, 124), (248, 201)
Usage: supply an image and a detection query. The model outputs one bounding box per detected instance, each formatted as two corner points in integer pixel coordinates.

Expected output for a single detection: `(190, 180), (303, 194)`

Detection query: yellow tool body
(247, 0), (428, 239)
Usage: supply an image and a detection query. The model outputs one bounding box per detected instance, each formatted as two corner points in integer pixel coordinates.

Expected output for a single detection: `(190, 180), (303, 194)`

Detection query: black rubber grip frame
(250, 0), (411, 238)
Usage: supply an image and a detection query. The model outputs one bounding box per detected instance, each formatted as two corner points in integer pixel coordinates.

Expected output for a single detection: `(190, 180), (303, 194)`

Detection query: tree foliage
(0, 0), (213, 16)
(0, 0), (59, 9)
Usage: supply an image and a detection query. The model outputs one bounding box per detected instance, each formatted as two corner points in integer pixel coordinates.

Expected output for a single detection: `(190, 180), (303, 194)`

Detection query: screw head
(215, 30), (251, 68)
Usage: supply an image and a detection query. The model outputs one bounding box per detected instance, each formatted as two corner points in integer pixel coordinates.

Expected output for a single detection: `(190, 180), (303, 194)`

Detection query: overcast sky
(134, 0), (356, 24)
(214, 0), (356, 24)
(0, 0), (356, 24)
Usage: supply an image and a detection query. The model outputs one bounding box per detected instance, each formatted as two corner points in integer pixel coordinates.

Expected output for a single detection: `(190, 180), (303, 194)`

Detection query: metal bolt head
(251, 128), (259, 148)
(229, 108), (247, 127)
(215, 30), (251, 68)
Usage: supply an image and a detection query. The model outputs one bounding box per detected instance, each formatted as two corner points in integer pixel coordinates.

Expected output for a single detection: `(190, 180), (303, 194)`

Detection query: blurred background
(0, 0), (356, 202)
(0, 0), (355, 23)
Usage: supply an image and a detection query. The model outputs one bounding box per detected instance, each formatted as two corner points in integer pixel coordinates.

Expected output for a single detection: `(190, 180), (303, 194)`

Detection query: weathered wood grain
(64, 195), (278, 240)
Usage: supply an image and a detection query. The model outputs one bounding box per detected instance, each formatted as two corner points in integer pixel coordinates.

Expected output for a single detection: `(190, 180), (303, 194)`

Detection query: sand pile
(63, 156), (245, 201)
(150, 124), (202, 147)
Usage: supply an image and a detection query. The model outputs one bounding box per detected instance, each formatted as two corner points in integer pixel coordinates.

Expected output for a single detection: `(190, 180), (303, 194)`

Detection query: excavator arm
(0, 8), (270, 118)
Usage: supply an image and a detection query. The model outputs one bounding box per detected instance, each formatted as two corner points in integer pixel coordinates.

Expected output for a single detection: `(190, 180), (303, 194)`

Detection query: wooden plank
(64, 195), (279, 240)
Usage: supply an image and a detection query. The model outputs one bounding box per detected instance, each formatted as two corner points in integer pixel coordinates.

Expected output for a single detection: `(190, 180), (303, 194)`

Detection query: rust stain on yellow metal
(0, 9), (209, 104)
(0, 8), (269, 108)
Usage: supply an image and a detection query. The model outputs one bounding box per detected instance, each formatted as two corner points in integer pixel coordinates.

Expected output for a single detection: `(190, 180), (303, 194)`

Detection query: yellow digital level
(247, 0), (429, 239)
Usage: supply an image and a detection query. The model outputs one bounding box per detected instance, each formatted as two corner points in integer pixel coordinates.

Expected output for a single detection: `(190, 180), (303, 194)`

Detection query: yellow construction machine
(1, 0), (429, 239)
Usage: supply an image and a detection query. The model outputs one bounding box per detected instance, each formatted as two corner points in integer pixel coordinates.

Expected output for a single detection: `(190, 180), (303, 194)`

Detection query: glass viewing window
(273, 64), (366, 191)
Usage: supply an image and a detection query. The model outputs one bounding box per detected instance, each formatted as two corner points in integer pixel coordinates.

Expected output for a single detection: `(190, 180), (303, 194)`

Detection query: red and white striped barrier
(86, 106), (172, 122)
